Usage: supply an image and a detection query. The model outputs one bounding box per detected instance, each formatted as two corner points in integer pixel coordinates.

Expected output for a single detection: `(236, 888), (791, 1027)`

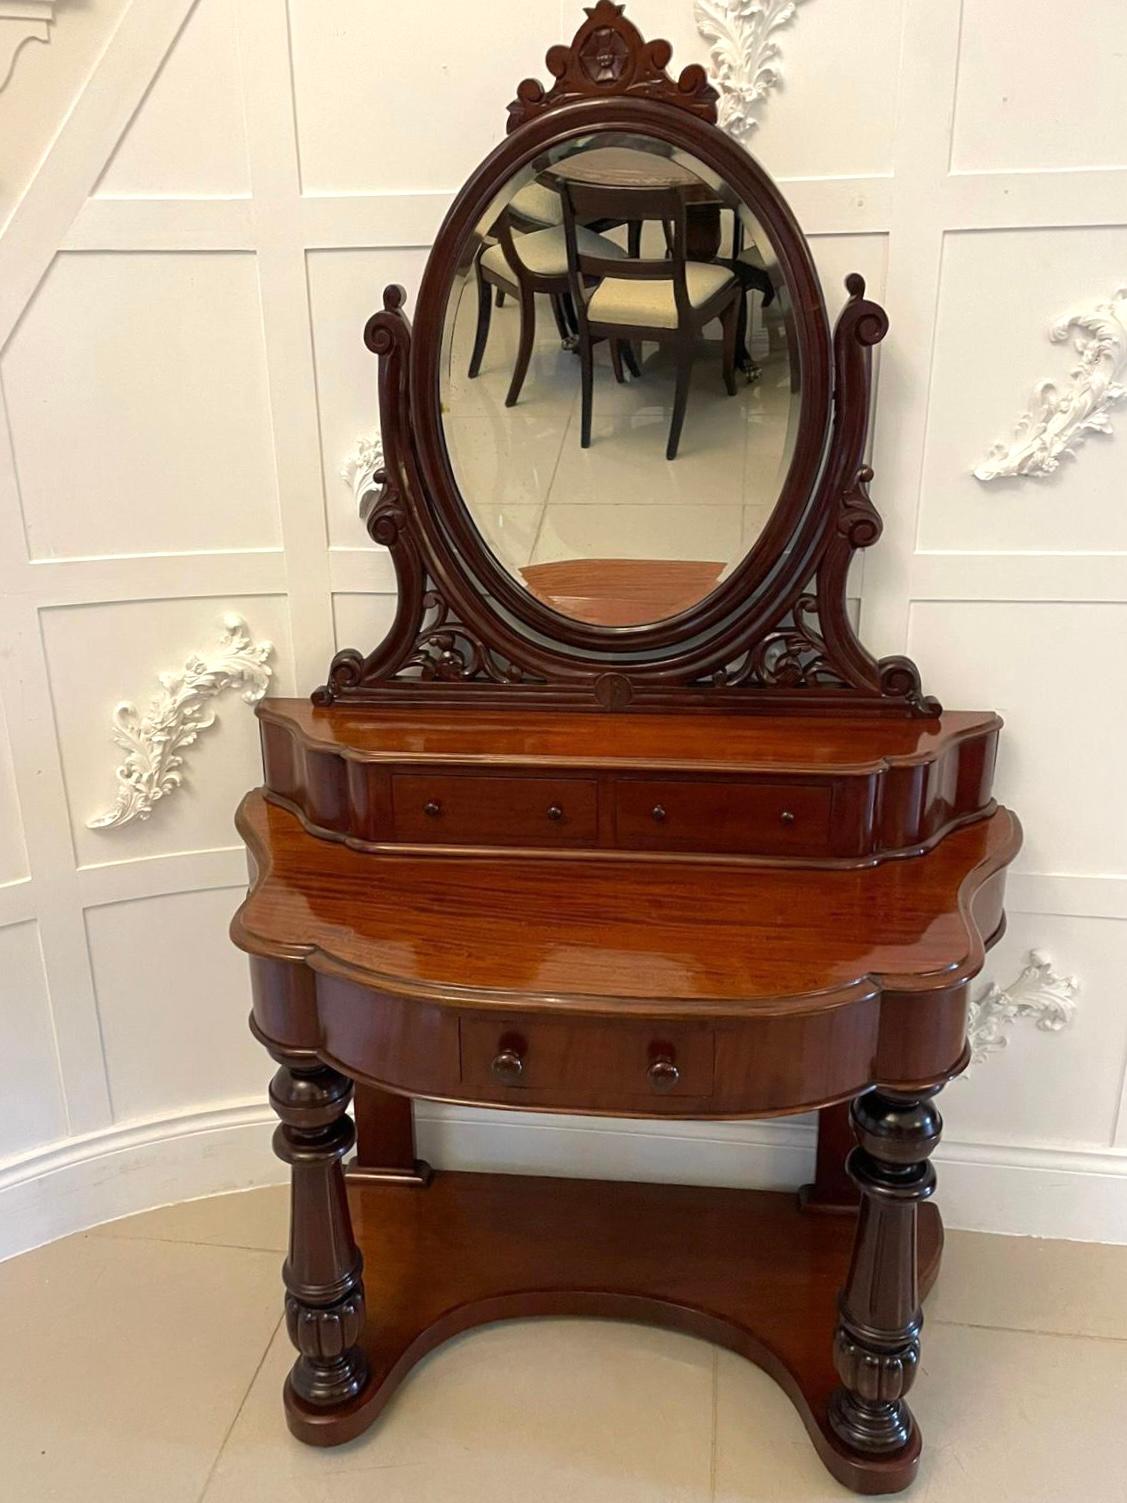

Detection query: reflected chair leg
(828, 1085), (943, 1456)
(549, 292), (571, 345)
(735, 288), (751, 374)
(667, 344), (694, 460)
(721, 300), (738, 396)
(467, 260), (493, 378)
(505, 288), (536, 407)
(622, 341), (641, 378)
(268, 1043), (368, 1411)
(495, 288), (505, 308)
(610, 339), (626, 384)
(627, 220), (642, 258)
(579, 331), (594, 448)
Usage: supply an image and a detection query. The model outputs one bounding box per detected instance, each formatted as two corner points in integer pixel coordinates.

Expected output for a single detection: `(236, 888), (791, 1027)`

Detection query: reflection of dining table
(541, 146), (724, 258)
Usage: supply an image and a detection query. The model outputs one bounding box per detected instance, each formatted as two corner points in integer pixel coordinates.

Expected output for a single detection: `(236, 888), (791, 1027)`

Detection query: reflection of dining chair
(560, 181), (741, 460)
(468, 209), (629, 408)
(508, 180), (564, 229)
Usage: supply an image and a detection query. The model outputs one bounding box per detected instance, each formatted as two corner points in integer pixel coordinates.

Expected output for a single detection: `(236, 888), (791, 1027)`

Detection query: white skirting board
(1, 1102), (1125, 1263)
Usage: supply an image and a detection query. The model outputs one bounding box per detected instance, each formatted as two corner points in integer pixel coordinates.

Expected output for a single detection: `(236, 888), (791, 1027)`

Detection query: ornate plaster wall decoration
(88, 613), (273, 831)
(964, 949), (1080, 1071)
(0, 1), (57, 92)
(341, 434), (384, 515)
(694, 0), (810, 140)
(974, 287), (1127, 481)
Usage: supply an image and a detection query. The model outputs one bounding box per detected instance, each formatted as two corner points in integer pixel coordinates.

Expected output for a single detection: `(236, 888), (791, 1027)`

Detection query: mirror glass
(440, 132), (802, 628)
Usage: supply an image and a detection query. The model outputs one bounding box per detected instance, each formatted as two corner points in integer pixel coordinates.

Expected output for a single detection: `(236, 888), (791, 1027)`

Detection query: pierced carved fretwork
(404, 590), (534, 685)
(711, 595), (847, 690)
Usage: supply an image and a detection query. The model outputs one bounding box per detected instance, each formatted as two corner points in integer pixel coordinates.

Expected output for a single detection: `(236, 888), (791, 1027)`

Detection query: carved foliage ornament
(341, 434), (385, 515)
(694, 0), (810, 140)
(975, 287), (1127, 482)
(88, 614), (273, 830)
(964, 949), (1079, 1071)
(508, 1), (717, 132)
(0, 1), (56, 92)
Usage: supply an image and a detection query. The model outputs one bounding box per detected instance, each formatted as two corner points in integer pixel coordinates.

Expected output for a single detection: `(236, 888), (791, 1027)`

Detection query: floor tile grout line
(195, 1310), (285, 1503)
(92, 1230), (286, 1255)
(929, 1315), (1127, 1345)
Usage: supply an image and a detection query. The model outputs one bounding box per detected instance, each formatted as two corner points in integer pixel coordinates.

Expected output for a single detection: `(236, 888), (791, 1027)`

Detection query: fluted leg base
(266, 1042), (369, 1414)
(828, 1087), (942, 1463)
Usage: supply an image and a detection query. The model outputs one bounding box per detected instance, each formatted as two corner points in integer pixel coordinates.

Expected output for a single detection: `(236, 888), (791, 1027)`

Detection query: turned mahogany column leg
(268, 1045), (369, 1410)
(828, 1085), (942, 1456)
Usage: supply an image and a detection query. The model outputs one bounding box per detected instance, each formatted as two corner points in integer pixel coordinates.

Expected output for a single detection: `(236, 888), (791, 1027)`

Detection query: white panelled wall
(0, 0), (1125, 1259)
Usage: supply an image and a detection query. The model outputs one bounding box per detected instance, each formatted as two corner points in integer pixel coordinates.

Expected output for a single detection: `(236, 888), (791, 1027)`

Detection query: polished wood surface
(263, 699), (998, 771)
(258, 700), (1000, 864)
(234, 791), (1019, 1016)
(520, 557), (725, 626)
(285, 1170), (942, 1494)
(543, 144), (717, 194)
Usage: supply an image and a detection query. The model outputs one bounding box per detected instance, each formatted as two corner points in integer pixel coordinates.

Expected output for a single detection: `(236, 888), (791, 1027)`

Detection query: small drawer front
(392, 773), (598, 848)
(614, 778), (832, 856)
(460, 1015), (715, 1103)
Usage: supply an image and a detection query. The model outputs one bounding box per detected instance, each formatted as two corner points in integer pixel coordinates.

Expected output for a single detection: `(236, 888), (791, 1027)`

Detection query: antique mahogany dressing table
(231, 6), (1020, 1493)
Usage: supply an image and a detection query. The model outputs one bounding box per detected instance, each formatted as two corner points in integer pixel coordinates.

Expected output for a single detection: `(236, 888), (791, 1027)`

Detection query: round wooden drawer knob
(648, 1056), (680, 1092)
(491, 1048), (524, 1083)
(424, 799), (442, 817)
(547, 805), (564, 821)
(780, 810), (796, 824)
(651, 804), (667, 823)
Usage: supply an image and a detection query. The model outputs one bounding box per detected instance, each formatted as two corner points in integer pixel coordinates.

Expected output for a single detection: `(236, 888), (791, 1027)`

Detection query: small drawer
(392, 773), (598, 848)
(614, 778), (832, 856)
(460, 1015), (714, 1104)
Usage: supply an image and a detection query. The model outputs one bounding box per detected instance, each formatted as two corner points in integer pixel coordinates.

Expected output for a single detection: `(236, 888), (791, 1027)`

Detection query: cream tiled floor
(3, 1185), (1126, 1502)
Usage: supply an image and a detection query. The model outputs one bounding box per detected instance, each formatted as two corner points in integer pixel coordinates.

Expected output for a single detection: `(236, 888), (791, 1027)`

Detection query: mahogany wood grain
(266, 700), (995, 772)
(519, 558), (725, 626)
(391, 770), (598, 847)
(234, 791), (1018, 1019)
(258, 700), (1001, 865)
(350, 1085), (432, 1187)
(613, 775), (832, 855)
(802, 1101), (862, 1212)
(282, 1170), (941, 1493)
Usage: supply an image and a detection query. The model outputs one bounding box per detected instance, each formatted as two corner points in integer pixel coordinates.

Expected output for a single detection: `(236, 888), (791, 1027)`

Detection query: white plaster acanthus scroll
(975, 287), (1127, 482)
(88, 614), (273, 831)
(963, 950), (1080, 1071)
(341, 434), (384, 516)
(694, 0), (810, 140)
(0, 1), (57, 92)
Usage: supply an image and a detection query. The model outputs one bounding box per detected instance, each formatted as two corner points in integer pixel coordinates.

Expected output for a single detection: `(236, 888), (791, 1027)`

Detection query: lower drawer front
(460, 1015), (715, 1104)
(392, 773), (598, 847)
(614, 778), (833, 856)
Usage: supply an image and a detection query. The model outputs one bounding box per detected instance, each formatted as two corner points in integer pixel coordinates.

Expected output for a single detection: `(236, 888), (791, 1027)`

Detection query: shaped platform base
(284, 1171), (942, 1494)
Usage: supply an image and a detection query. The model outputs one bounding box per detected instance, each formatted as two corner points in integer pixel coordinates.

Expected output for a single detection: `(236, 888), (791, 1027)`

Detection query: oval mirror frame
(413, 106), (832, 656)
(317, 2), (937, 716)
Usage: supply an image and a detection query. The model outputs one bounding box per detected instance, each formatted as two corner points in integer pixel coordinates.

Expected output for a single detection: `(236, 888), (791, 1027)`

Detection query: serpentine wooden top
(233, 791), (1020, 1018)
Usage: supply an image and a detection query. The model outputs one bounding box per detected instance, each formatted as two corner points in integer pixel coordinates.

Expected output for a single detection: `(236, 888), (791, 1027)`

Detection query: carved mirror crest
(316, 1), (937, 717)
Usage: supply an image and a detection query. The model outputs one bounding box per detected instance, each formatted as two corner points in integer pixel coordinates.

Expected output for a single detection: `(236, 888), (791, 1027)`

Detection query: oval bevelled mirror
(439, 131), (802, 629)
